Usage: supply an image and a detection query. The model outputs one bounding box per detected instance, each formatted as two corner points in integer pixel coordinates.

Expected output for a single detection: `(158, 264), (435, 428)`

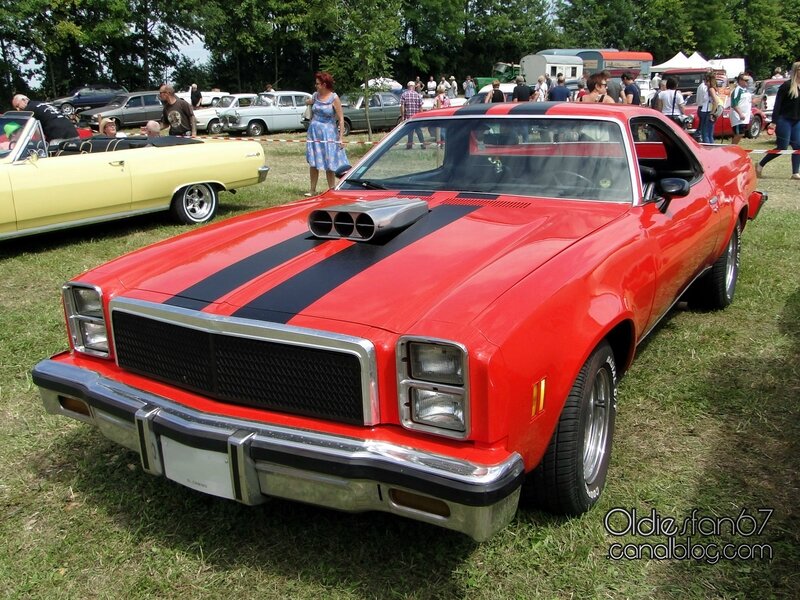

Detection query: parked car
(32, 103), (766, 541)
(339, 92), (402, 135)
(752, 78), (784, 123)
(0, 112), (269, 240)
(683, 93), (765, 139)
(195, 94), (258, 134)
(660, 69), (727, 94)
(466, 83), (516, 104)
(49, 84), (129, 115)
(80, 91), (163, 130)
(176, 88), (228, 107)
(220, 91), (312, 136)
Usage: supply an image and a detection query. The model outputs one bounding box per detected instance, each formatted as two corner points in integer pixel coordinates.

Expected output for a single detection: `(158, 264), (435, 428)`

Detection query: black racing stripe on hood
(165, 233), (325, 310)
(507, 102), (555, 115)
(453, 103), (493, 116)
(233, 204), (480, 323)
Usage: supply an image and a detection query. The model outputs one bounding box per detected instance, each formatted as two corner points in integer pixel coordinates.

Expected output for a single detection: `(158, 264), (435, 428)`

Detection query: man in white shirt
(729, 74), (752, 145)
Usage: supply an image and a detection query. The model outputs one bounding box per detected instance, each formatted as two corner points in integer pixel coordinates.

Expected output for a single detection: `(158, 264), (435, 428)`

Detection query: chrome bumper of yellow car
(33, 359), (524, 541)
(258, 165), (270, 183)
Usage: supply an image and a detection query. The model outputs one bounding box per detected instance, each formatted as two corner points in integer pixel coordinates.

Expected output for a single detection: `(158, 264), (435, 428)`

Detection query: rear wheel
(60, 103), (75, 116)
(746, 115), (763, 139)
(686, 223), (741, 310)
(525, 342), (617, 515)
(342, 119), (352, 136)
(171, 183), (218, 224)
(207, 119), (222, 135)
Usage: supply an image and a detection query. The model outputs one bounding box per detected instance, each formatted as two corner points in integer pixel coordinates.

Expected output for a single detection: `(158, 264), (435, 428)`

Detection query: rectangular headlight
(64, 284), (109, 357)
(408, 341), (464, 385)
(411, 388), (466, 432)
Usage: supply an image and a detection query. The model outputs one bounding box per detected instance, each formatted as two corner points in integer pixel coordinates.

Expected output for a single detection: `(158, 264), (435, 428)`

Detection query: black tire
(524, 342), (617, 515)
(247, 121), (266, 137)
(208, 119), (222, 135)
(342, 119), (352, 136)
(746, 115), (762, 139)
(60, 103), (75, 116)
(170, 183), (218, 225)
(686, 223), (741, 310)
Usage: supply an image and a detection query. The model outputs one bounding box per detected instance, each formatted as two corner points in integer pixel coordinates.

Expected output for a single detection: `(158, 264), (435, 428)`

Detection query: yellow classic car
(0, 112), (269, 241)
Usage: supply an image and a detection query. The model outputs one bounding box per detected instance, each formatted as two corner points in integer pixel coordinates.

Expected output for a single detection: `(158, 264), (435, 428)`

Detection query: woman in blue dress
(305, 71), (349, 196)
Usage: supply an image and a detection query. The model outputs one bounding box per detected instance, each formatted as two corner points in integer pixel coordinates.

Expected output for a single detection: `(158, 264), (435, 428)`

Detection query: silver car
(80, 91), (163, 130)
(219, 91), (311, 136)
(195, 94), (258, 134)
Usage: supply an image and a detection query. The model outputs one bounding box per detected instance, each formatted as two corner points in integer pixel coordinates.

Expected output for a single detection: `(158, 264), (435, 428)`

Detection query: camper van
(520, 54), (583, 82)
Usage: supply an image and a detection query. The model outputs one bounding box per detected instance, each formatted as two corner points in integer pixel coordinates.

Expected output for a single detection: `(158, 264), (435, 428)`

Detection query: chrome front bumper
(257, 165), (270, 183)
(33, 359), (525, 541)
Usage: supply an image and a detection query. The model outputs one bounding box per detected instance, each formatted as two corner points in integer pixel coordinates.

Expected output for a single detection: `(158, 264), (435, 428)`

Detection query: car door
(632, 117), (723, 329)
(142, 93), (163, 123)
(380, 93), (401, 129)
(7, 123), (131, 232)
(270, 94), (299, 131)
(121, 95), (144, 126)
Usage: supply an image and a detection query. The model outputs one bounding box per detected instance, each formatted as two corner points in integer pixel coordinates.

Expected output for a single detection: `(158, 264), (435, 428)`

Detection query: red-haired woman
(304, 71), (349, 196)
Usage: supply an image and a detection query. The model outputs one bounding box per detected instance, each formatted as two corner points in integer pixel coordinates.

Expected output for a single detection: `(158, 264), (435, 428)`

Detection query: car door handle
(109, 160), (125, 167)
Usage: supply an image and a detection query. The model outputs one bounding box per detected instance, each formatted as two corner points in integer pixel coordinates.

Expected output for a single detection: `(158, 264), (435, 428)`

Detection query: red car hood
(95, 192), (629, 333)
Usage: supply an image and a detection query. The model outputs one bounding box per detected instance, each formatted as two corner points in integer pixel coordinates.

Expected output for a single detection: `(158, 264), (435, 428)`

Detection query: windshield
(218, 96), (236, 108)
(107, 95), (128, 107)
(0, 116), (31, 158)
(340, 117), (634, 203)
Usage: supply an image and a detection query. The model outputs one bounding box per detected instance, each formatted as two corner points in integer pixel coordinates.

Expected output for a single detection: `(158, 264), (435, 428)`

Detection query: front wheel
(247, 121), (266, 137)
(171, 183), (218, 225)
(525, 342), (617, 515)
(60, 103), (75, 116)
(342, 119), (352, 136)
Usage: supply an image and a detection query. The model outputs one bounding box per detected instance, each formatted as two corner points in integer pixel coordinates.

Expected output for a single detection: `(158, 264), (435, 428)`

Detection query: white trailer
(520, 54), (583, 83)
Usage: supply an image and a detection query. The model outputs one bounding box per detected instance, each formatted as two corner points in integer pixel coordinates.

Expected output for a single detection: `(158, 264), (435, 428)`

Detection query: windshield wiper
(346, 178), (387, 190)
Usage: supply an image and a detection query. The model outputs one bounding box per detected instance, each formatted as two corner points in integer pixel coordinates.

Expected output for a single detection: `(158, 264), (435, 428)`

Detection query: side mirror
(335, 164), (352, 178)
(655, 177), (690, 213)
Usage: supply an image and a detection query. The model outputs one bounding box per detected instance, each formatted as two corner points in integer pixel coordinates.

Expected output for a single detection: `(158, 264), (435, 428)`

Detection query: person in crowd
(263, 83), (274, 93)
(548, 74), (571, 101)
(621, 72), (641, 105)
(484, 80), (505, 103)
(773, 67), (784, 79)
(98, 118), (126, 138)
(579, 73), (616, 103)
(158, 84), (196, 137)
(756, 61), (800, 179)
(447, 76), (457, 99)
(650, 79), (667, 108)
(434, 85), (451, 109)
(656, 77), (686, 122)
(414, 76), (423, 94)
(400, 80), (426, 149)
(697, 72), (722, 144)
(140, 120), (161, 137)
(532, 76), (548, 102)
(730, 73), (752, 145)
(438, 75), (451, 97)
(574, 81), (587, 102)
(426, 76), (437, 98)
(190, 83), (202, 108)
(604, 70), (623, 103)
(511, 76), (532, 102)
(304, 71), (348, 197)
(463, 75), (476, 100)
(11, 94), (78, 141)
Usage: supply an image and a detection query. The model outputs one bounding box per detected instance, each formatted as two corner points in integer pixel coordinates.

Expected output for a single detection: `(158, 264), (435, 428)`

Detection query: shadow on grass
(38, 428), (482, 597)
(654, 287), (800, 596)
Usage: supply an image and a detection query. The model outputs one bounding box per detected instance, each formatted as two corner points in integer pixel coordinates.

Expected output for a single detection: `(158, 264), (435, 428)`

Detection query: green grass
(1, 134), (798, 599)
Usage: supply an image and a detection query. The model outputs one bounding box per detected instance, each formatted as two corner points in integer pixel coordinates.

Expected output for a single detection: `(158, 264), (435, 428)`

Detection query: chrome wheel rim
(725, 231), (739, 294)
(183, 185), (214, 221)
(583, 367), (612, 484)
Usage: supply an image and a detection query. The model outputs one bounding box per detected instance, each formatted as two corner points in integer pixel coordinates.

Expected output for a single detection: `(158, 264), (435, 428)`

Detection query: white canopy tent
(651, 52), (690, 72)
(686, 52), (712, 68)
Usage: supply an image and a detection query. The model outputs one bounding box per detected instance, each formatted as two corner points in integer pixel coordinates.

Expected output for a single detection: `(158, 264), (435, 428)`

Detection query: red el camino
(684, 93), (766, 140)
(33, 103), (766, 541)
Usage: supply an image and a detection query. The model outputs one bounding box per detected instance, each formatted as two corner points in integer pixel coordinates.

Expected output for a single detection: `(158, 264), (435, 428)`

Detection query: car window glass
(294, 95), (308, 107)
(278, 95), (293, 107)
(108, 95), (127, 107)
(343, 117), (634, 203)
(383, 94), (400, 106)
(143, 94), (161, 106)
(369, 95), (381, 108)
(218, 96), (235, 108)
(631, 117), (702, 183)
(127, 96), (143, 108)
(239, 97), (254, 107)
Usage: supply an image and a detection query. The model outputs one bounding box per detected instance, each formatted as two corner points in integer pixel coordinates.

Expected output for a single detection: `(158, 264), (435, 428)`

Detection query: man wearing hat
(447, 76), (457, 99)
(98, 117), (126, 138)
(399, 80), (426, 149)
(11, 94), (78, 142)
(512, 75), (532, 102)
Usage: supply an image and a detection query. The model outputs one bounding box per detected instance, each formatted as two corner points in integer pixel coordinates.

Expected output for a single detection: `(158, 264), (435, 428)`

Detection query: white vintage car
(0, 111), (269, 240)
(194, 94), (258, 134)
(219, 91), (312, 136)
(176, 88), (228, 107)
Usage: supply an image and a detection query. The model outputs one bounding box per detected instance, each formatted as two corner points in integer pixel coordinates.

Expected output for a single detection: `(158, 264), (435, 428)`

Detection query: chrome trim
(62, 283), (110, 358)
(34, 359), (524, 541)
(108, 297), (380, 425)
(257, 165), (270, 183)
(396, 336), (470, 439)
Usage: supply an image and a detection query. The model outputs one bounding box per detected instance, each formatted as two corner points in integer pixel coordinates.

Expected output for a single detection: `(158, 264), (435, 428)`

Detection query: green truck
(474, 62), (521, 89)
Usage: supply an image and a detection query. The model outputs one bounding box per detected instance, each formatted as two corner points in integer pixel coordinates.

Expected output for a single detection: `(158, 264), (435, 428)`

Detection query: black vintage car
(49, 84), (129, 115)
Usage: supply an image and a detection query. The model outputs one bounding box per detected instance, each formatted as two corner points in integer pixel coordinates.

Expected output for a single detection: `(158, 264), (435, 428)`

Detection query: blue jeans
(698, 110), (714, 143)
(759, 116), (800, 174)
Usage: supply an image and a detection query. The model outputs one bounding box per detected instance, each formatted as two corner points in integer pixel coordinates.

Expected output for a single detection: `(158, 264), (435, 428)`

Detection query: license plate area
(161, 436), (235, 500)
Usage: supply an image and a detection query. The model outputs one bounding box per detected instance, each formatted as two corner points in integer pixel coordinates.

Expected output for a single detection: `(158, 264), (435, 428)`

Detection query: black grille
(112, 311), (365, 424)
